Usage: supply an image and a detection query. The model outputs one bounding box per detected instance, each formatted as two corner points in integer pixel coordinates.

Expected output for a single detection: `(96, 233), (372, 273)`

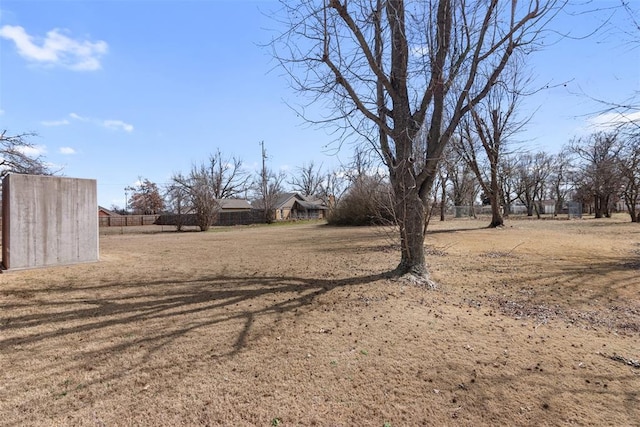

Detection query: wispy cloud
(69, 112), (87, 121)
(0, 109), (4, 116)
(59, 146), (76, 155)
(69, 112), (133, 132)
(103, 119), (134, 133)
(0, 25), (107, 71)
(589, 111), (640, 130)
(16, 144), (46, 156)
(41, 119), (70, 126)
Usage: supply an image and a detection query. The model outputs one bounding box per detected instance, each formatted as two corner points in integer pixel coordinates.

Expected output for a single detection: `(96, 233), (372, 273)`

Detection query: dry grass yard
(1, 216), (639, 426)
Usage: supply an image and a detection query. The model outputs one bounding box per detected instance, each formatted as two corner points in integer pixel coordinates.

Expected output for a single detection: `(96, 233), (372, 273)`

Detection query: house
(273, 193), (327, 220)
(98, 206), (121, 218)
(254, 193), (328, 221)
(98, 206), (124, 226)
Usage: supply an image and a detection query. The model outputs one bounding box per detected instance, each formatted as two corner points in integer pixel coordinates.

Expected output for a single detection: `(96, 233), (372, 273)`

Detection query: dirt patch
(1, 217), (639, 426)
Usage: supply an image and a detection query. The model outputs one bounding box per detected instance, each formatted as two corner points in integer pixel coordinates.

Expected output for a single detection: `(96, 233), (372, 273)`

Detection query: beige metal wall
(2, 174), (98, 270)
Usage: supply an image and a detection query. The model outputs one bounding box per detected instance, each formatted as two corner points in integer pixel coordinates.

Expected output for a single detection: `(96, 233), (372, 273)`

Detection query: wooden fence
(99, 215), (160, 227)
(154, 210), (265, 227)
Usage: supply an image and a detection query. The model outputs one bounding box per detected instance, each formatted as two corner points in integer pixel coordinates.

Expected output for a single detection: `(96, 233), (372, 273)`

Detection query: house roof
(217, 199), (251, 210)
(273, 192), (299, 208)
(251, 192), (327, 210)
(294, 199), (328, 210)
(98, 206), (121, 216)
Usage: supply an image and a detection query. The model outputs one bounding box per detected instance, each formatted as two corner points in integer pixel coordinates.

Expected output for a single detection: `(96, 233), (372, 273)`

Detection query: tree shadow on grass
(1, 272), (391, 383)
(474, 254), (640, 333)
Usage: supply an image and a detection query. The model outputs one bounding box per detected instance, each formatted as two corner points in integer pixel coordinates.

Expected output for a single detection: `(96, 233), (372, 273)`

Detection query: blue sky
(0, 0), (638, 208)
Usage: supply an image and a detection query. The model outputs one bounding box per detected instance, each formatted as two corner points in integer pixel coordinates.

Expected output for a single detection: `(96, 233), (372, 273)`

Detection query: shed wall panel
(2, 174), (98, 270)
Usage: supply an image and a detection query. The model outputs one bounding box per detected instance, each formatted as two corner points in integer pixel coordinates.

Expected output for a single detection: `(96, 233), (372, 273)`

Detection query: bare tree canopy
(289, 161), (324, 197)
(0, 130), (52, 177)
(455, 62), (530, 227)
(274, 0), (564, 279)
(570, 131), (622, 219)
(253, 142), (286, 223)
(170, 150), (250, 231)
(128, 178), (165, 214)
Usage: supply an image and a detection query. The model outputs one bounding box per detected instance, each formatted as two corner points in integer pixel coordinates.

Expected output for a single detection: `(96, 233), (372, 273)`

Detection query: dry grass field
(1, 216), (639, 426)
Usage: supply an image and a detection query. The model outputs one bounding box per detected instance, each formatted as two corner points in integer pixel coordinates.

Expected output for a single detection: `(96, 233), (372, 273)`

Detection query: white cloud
(0, 25), (107, 71)
(69, 112), (133, 132)
(69, 112), (87, 121)
(41, 119), (70, 126)
(589, 111), (640, 130)
(0, 109), (4, 115)
(59, 146), (76, 155)
(16, 144), (46, 156)
(103, 119), (134, 133)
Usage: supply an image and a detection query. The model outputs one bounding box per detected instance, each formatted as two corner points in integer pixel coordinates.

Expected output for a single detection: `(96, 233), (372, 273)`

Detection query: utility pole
(260, 141), (270, 222)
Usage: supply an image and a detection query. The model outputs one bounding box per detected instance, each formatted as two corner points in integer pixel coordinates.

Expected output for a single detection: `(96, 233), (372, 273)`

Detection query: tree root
(391, 271), (439, 290)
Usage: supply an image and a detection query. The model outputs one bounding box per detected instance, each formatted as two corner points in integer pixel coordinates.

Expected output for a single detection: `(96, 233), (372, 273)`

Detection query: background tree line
(4, 122), (640, 232)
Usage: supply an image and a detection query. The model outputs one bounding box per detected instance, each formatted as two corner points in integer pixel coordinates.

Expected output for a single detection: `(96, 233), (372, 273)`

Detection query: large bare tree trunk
(275, 0), (563, 279)
(489, 172), (504, 227)
(394, 184), (428, 276)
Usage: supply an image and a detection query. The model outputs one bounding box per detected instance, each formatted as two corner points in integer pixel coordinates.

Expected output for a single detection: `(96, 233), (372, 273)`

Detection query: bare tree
(254, 142), (286, 223)
(515, 152), (552, 218)
(319, 168), (349, 212)
(328, 148), (394, 225)
(444, 147), (478, 218)
(498, 154), (523, 217)
(548, 148), (574, 216)
(172, 166), (218, 231)
(328, 173), (393, 226)
(274, 0), (563, 278)
(0, 130), (52, 177)
(454, 64), (529, 227)
(289, 161), (324, 197)
(205, 149), (251, 200)
(434, 158), (450, 222)
(165, 181), (191, 231)
(570, 132), (622, 218)
(128, 178), (165, 214)
(617, 130), (640, 221)
(170, 150), (250, 231)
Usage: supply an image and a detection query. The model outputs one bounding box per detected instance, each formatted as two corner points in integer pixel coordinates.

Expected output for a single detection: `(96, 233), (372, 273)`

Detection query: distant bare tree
(548, 148), (574, 216)
(455, 63), (529, 227)
(172, 167), (218, 231)
(253, 142), (286, 223)
(289, 161), (324, 197)
(516, 152), (552, 218)
(205, 149), (251, 199)
(128, 178), (165, 214)
(0, 130), (52, 177)
(617, 131), (640, 221)
(165, 181), (191, 231)
(570, 132), (622, 218)
(444, 148), (477, 218)
(327, 173), (393, 226)
(433, 157), (450, 222)
(171, 150), (250, 231)
(319, 168), (349, 213)
(498, 154), (523, 217)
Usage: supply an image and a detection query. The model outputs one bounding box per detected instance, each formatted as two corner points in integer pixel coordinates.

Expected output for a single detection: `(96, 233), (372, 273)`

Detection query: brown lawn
(1, 216), (639, 426)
